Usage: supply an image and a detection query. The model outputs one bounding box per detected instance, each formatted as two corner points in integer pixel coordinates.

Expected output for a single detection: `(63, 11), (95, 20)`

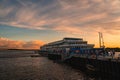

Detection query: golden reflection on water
(0, 50), (117, 80)
(0, 50), (85, 80)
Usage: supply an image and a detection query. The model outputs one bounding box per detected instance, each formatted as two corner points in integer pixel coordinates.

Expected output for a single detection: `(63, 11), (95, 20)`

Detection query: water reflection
(0, 50), (119, 80)
(0, 50), (85, 80)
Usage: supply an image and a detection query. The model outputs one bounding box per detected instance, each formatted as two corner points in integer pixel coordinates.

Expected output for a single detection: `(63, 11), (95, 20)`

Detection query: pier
(46, 52), (120, 79)
(39, 37), (120, 79)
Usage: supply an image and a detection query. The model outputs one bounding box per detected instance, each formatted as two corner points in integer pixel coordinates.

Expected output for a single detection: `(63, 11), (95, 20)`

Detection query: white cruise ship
(40, 37), (94, 52)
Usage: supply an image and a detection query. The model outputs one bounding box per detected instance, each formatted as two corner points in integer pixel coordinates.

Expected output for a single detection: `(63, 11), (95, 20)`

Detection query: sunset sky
(0, 0), (120, 49)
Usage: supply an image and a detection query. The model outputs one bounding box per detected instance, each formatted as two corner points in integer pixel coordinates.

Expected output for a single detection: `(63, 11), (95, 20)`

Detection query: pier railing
(62, 50), (119, 62)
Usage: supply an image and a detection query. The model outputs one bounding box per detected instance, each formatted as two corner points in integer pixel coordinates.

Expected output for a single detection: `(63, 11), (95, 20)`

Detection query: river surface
(0, 50), (116, 80)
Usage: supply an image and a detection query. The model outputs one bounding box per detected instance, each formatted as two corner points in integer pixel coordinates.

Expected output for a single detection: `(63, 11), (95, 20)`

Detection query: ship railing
(72, 53), (114, 60)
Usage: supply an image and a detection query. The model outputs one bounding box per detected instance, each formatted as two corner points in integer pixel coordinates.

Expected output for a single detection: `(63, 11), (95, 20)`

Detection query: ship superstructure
(40, 37), (94, 52)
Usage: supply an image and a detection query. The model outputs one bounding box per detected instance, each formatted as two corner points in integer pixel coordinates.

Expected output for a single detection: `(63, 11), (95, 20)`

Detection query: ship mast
(99, 32), (105, 48)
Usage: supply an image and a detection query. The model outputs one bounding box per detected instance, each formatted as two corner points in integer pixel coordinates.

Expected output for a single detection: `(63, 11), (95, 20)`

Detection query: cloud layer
(0, 0), (120, 34)
(0, 0), (120, 48)
(0, 37), (44, 49)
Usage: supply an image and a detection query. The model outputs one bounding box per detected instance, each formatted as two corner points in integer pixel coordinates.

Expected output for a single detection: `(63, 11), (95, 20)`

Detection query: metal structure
(99, 32), (105, 48)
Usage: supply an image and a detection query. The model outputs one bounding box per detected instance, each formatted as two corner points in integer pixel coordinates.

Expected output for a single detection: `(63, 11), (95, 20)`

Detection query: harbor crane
(99, 32), (105, 48)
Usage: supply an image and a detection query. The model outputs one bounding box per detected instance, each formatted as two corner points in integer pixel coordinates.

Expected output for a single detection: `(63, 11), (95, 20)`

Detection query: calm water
(0, 50), (116, 80)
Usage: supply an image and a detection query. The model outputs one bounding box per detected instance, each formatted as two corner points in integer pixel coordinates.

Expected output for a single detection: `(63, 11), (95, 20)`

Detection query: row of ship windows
(41, 46), (92, 49)
(64, 42), (87, 44)
(43, 43), (88, 47)
(44, 42), (87, 46)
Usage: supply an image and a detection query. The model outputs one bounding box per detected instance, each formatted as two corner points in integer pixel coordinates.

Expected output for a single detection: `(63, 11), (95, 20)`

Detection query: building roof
(63, 37), (82, 40)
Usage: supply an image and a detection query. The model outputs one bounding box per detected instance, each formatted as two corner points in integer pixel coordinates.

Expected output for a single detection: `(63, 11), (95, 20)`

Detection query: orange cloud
(0, 37), (44, 49)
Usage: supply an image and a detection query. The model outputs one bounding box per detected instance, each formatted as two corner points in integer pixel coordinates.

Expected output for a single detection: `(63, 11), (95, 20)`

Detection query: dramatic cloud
(0, 37), (44, 49)
(0, 0), (120, 33)
(0, 0), (120, 47)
